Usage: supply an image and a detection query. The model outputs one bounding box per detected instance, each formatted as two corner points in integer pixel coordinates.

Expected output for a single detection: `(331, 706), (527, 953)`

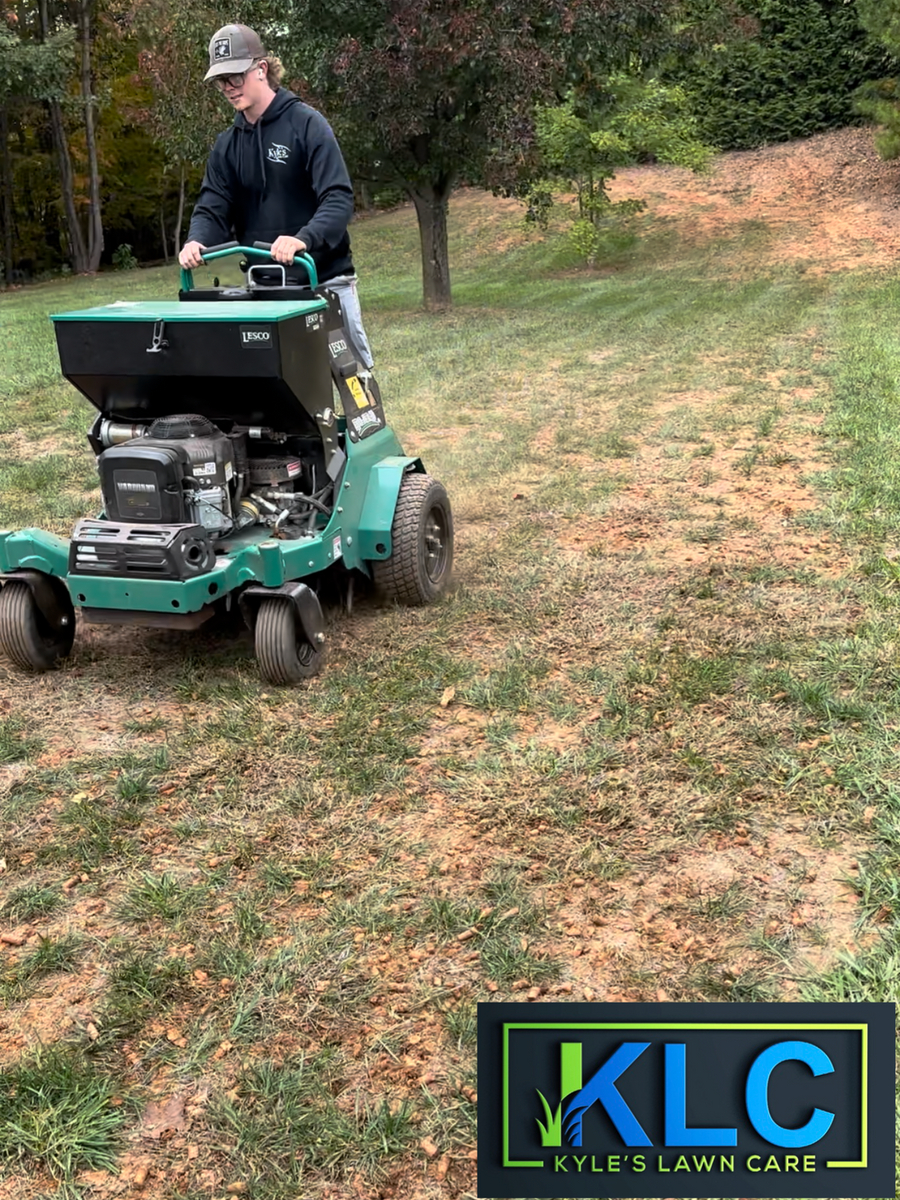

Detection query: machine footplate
(80, 605), (217, 630)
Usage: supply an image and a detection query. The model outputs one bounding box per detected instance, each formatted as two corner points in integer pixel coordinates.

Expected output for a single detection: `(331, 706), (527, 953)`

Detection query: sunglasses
(213, 62), (260, 90)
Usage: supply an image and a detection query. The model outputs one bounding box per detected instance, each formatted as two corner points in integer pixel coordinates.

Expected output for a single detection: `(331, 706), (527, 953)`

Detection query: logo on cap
(214, 37), (232, 60)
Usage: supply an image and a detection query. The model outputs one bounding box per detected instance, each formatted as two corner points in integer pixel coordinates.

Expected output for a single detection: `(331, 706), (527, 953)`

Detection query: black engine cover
(99, 444), (190, 523)
(68, 519), (216, 580)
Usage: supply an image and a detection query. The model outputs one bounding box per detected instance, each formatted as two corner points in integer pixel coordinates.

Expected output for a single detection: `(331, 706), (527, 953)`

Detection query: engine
(99, 414), (235, 533)
(96, 414), (331, 539)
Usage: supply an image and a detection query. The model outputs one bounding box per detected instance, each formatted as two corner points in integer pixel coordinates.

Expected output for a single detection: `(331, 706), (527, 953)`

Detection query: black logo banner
(477, 1001), (895, 1198)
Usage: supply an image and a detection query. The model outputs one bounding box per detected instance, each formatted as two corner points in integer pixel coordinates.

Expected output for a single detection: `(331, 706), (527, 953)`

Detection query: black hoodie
(187, 88), (355, 282)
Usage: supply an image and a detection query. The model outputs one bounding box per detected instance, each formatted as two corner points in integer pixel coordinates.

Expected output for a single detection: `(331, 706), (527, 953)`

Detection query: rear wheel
(373, 474), (453, 604)
(0, 581), (75, 672)
(255, 598), (324, 685)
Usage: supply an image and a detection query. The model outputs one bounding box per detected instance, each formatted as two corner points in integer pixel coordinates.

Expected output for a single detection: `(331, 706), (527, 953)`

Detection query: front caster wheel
(255, 597), (324, 685)
(0, 581), (75, 672)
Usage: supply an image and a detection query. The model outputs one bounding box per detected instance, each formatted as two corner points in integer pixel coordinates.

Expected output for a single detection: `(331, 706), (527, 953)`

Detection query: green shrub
(855, 0), (900, 160)
(523, 77), (714, 265)
(671, 0), (892, 151)
(112, 243), (138, 270)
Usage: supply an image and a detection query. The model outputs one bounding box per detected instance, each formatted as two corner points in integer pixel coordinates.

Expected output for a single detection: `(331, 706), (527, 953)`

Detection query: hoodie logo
(214, 37), (232, 60)
(267, 143), (290, 164)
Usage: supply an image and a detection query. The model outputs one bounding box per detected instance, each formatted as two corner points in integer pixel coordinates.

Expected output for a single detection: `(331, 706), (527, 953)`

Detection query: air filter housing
(99, 444), (190, 524)
(149, 413), (216, 439)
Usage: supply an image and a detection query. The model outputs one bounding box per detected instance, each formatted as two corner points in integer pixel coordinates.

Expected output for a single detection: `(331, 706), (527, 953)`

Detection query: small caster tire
(255, 597), (324, 685)
(0, 581), (75, 673)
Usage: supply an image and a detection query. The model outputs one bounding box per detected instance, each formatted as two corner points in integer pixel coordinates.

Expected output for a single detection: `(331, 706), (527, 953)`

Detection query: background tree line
(0, 0), (896, 305)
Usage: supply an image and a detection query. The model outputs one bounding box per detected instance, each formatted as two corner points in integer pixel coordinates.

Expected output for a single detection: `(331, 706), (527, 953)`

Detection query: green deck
(51, 299), (327, 322)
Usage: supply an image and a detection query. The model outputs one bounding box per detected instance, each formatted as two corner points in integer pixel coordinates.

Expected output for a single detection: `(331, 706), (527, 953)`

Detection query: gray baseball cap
(204, 24), (265, 81)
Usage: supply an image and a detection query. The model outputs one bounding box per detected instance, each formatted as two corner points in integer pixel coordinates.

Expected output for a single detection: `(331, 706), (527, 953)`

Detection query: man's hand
(271, 235), (308, 265)
(179, 241), (206, 269)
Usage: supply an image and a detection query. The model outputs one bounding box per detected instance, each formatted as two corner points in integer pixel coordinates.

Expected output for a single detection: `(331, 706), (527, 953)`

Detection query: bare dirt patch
(0, 969), (105, 1067)
(609, 125), (900, 271)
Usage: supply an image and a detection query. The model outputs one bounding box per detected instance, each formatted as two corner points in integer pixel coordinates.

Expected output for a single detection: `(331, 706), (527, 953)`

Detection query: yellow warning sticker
(347, 376), (368, 409)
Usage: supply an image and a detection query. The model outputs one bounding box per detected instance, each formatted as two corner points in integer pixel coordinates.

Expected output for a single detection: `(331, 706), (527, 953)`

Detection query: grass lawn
(0, 185), (898, 1200)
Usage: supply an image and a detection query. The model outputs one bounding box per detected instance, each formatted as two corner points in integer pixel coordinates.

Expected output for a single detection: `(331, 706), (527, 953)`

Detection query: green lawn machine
(0, 243), (453, 685)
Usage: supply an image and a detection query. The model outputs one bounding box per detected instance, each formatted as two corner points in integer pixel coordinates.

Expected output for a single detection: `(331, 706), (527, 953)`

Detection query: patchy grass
(0, 1045), (125, 1186)
(0, 181), (899, 1198)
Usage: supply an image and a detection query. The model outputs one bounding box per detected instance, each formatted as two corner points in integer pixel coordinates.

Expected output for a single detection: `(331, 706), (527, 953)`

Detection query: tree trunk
(172, 162), (186, 255)
(0, 106), (13, 287)
(50, 101), (89, 270)
(79, 0), (103, 272)
(160, 207), (168, 263)
(39, 0), (88, 272)
(410, 179), (454, 311)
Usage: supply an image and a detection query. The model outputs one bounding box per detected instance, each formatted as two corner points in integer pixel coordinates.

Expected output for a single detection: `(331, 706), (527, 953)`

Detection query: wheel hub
(424, 510), (448, 583)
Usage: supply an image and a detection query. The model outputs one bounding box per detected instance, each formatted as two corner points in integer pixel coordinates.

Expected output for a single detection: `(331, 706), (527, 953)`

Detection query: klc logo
(539, 1040), (834, 1150)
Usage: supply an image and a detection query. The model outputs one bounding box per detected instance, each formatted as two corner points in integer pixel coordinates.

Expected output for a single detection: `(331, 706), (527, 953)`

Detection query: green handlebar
(179, 244), (319, 293)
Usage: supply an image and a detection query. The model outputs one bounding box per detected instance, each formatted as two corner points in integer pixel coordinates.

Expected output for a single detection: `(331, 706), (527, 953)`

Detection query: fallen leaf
(78, 1170), (111, 1189)
(420, 1137), (439, 1158)
(437, 1153), (451, 1179)
(439, 686), (456, 708)
(141, 1095), (188, 1139)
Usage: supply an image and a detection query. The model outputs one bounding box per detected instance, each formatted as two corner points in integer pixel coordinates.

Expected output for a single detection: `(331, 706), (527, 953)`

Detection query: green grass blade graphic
(535, 1090), (563, 1147)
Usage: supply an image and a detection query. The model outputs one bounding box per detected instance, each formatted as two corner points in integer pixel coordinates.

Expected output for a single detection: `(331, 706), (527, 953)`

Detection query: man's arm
(185, 137), (235, 250)
(293, 109), (355, 252)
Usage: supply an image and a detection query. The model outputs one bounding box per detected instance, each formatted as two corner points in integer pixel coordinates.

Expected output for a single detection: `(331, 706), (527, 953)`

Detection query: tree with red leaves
(133, 6), (225, 256)
(297, 0), (673, 308)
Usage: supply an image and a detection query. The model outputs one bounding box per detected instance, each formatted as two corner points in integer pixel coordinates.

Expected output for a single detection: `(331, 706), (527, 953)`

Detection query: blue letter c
(746, 1041), (834, 1148)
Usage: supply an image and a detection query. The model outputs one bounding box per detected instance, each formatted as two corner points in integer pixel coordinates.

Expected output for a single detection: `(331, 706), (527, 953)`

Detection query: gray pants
(327, 275), (374, 369)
